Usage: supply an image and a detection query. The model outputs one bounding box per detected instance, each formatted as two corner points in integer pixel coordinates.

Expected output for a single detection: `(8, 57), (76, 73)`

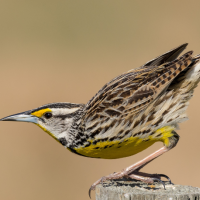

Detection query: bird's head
(0, 103), (84, 145)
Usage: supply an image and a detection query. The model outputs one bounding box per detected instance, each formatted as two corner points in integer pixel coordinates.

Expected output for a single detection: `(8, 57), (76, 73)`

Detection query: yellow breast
(73, 126), (174, 159)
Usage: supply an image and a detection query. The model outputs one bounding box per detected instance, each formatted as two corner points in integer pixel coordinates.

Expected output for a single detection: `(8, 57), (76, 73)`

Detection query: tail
(142, 51), (200, 134)
(193, 54), (200, 60)
(168, 53), (200, 93)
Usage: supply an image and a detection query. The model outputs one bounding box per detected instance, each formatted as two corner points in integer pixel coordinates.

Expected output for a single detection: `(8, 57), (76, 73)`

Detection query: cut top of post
(95, 180), (200, 200)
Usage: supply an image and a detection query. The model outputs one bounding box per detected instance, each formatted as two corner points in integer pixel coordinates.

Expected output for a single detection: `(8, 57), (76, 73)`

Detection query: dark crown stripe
(28, 103), (84, 114)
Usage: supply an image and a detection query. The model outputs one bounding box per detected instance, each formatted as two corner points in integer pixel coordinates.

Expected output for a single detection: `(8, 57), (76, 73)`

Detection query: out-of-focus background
(0, 0), (200, 199)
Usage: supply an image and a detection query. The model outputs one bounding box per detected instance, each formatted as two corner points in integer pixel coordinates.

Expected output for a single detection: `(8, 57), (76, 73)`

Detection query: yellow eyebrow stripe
(31, 108), (52, 118)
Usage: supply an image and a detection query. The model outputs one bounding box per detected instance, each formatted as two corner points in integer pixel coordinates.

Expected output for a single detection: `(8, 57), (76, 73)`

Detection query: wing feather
(81, 45), (193, 141)
(142, 43), (188, 67)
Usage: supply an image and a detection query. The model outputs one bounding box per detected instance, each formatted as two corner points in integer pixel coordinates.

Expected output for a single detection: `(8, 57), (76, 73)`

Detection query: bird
(1, 43), (200, 198)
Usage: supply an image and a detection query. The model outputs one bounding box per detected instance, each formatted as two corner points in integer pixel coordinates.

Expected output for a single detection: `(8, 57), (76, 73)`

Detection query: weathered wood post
(95, 180), (200, 200)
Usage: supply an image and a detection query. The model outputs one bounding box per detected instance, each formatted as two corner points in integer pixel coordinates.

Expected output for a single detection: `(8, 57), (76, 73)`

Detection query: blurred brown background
(0, 0), (200, 199)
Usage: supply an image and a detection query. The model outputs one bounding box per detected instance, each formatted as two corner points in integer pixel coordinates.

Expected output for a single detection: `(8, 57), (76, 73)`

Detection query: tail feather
(193, 54), (200, 59)
(141, 51), (200, 135)
(142, 43), (188, 67)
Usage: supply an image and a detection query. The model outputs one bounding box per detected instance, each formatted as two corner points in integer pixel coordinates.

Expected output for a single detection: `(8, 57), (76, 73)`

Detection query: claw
(88, 186), (94, 199)
(156, 174), (173, 184)
(152, 178), (166, 189)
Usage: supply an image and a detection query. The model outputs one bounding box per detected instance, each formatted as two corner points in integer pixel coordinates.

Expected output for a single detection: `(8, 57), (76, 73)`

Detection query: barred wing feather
(82, 47), (193, 140)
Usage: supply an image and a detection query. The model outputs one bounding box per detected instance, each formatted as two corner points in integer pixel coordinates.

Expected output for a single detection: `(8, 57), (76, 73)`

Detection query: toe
(152, 178), (166, 189)
(156, 174), (173, 184)
(100, 176), (107, 184)
(88, 185), (96, 199)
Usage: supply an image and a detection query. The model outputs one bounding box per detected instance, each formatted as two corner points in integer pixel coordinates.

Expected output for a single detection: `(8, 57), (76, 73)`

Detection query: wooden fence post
(95, 180), (200, 200)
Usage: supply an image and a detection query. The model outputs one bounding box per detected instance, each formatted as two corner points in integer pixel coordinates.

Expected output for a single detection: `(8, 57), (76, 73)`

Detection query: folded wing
(81, 45), (193, 141)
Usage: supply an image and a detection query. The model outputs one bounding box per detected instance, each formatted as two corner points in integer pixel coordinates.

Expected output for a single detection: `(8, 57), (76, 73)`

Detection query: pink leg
(89, 147), (168, 194)
(89, 131), (179, 198)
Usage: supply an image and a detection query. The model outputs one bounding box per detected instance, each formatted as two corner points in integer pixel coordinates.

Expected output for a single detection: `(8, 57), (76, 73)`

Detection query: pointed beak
(0, 112), (38, 124)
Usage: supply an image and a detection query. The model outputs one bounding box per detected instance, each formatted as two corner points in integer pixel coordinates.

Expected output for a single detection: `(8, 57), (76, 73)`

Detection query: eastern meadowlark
(1, 43), (200, 197)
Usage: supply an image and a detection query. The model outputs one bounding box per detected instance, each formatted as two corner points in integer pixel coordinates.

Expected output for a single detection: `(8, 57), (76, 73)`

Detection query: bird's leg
(89, 132), (179, 198)
(129, 131), (179, 184)
(89, 147), (168, 197)
(89, 146), (168, 195)
(127, 157), (172, 183)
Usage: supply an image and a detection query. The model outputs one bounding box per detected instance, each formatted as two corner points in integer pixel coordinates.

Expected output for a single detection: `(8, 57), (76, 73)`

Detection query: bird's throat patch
(36, 123), (58, 141)
(31, 108), (52, 117)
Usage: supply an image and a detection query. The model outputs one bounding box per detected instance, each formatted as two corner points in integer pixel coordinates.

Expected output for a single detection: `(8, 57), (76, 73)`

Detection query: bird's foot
(89, 170), (172, 198)
(129, 171), (173, 184)
(89, 171), (125, 198)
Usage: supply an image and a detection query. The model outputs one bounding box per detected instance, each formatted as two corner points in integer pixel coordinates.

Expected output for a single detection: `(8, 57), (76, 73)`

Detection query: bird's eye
(44, 112), (52, 119)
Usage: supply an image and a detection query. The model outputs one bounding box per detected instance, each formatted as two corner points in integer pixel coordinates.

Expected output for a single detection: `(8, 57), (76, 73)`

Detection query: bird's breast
(72, 126), (174, 159)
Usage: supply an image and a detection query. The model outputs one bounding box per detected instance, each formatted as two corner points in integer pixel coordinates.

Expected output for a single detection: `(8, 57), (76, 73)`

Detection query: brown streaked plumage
(1, 43), (200, 198)
(74, 45), (193, 149)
